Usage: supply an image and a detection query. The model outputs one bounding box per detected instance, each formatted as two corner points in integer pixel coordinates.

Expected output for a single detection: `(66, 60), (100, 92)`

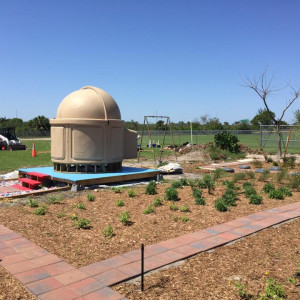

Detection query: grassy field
(1, 133), (299, 174)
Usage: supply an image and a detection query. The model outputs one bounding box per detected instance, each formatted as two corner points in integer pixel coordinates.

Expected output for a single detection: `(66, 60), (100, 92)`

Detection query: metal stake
(141, 243), (144, 291)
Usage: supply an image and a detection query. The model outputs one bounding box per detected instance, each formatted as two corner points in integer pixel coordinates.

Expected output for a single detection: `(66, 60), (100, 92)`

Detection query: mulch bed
(0, 162), (299, 299)
(113, 218), (300, 299)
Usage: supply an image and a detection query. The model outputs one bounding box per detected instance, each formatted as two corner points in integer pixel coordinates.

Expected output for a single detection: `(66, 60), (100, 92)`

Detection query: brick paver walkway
(1, 201), (300, 299)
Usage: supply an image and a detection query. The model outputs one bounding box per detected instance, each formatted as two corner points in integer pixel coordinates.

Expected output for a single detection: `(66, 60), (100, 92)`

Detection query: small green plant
(212, 168), (225, 181)
(287, 277), (296, 285)
(233, 172), (246, 183)
(262, 182), (275, 193)
(193, 188), (205, 205)
(34, 206), (46, 216)
(47, 193), (62, 204)
(116, 199), (124, 207)
(252, 160), (263, 168)
(169, 204), (179, 211)
(173, 216), (178, 222)
(276, 168), (288, 184)
(244, 186), (257, 198)
(145, 181), (157, 195)
(179, 204), (190, 212)
(288, 174), (300, 190)
(178, 178), (189, 186)
(272, 161), (279, 166)
(75, 203), (86, 209)
(181, 217), (189, 222)
(171, 180), (184, 189)
(203, 174), (215, 194)
(215, 198), (228, 212)
(143, 204), (154, 214)
(222, 180), (238, 190)
(283, 156), (296, 168)
(258, 170), (270, 182)
(74, 218), (91, 229)
(165, 187), (179, 201)
(103, 225), (114, 237)
(70, 213), (78, 220)
(128, 189), (137, 198)
(112, 187), (121, 193)
(56, 212), (64, 218)
(278, 186), (292, 197)
(87, 194), (95, 202)
(222, 188), (238, 207)
(234, 281), (253, 299)
(249, 194), (263, 205)
(194, 196), (206, 205)
(247, 171), (255, 180)
(153, 197), (162, 207)
(243, 181), (253, 189)
(28, 199), (39, 208)
(269, 189), (285, 200)
(259, 278), (286, 299)
(118, 211), (131, 225)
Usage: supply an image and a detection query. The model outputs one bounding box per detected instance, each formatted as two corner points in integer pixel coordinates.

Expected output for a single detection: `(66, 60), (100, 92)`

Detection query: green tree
(28, 115), (50, 131)
(251, 108), (275, 128)
(294, 109), (300, 124)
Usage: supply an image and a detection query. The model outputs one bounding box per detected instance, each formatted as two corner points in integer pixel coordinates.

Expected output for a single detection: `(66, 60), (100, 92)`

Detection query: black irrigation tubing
(141, 243), (144, 292)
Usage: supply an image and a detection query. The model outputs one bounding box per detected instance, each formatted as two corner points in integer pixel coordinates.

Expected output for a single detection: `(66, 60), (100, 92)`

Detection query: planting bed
(0, 162), (300, 299)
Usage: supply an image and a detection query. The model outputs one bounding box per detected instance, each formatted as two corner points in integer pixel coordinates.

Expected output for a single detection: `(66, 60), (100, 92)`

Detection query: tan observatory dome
(50, 85), (137, 173)
(56, 86), (121, 120)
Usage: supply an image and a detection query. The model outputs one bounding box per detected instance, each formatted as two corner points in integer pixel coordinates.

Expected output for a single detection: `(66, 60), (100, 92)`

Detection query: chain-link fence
(259, 125), (300, 154)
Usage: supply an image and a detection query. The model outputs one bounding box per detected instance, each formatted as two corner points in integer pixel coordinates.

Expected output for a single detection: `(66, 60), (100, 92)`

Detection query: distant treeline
(0, 109), (291, 137)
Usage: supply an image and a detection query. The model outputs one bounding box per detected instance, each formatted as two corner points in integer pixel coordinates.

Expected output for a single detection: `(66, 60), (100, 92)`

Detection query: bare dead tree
(244, 70), (300, 157)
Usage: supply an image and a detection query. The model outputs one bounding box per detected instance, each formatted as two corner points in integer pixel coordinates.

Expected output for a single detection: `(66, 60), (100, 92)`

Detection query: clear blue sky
(0, 0), (299, 124)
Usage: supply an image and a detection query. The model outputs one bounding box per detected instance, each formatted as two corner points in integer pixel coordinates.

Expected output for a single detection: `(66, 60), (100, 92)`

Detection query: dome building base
(53, 162), (122, 173)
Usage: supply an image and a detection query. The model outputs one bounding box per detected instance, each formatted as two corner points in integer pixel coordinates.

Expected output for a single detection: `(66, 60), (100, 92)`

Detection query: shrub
(283, 156), (296, 168)
(74, 218), (91, 229)
(212, 168), (225, 181)
(258, 170), (270, 182)
(112, 187), (121, 193)
(75, 203), (85, 209)
(269, 189), (284, 200)
(278, 186), (292, 197)
(87, 194), (95, 202)
(247, 171), (255, 180)
(288, 175), (300, 190)
(215, 198), (228, 212)
(243, 181), (253, 189)
(222, 188), (237, 207)
(118, 211), (131, 225)
(34, 206), (46, 215)
(252, 160), (263, 168)
(28, 199), (38, 208)
(276, 168), (288, 184)
(169, 204), (179, 211)
(143, 205), (154, 214)
(194, 196), (206, 205)
(178, 178), (189, 186)
(262, 182), (275, 193)
(179, 204), (190, 212)
(222, 180), (237, 190)
(153, 197), (162, 207)
(249, 194), (263, 205)
(103, 225), (114, 237)
(181, 217), (190, 222)
(70, 213), (78, 220)
(47, 194), (62, 204)
(233, 172), (246, 183)
(145, 181), (157, 195)
(214, 131), (240, 153)
(116, 199), (124, 207)
(203, 174), (215, 194)
(244, 186), (257, 198)
(165, 187), (179, 201)
(272, 161), (279, 166)
(260, 278), (286, 299)
(171, 181), (184, 189)
(193, 188), (202, 198)
(128, 190), (137, 197)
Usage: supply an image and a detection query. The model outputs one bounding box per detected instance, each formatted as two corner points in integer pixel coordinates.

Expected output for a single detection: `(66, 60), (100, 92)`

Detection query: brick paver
(0, 202), (299, 299)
